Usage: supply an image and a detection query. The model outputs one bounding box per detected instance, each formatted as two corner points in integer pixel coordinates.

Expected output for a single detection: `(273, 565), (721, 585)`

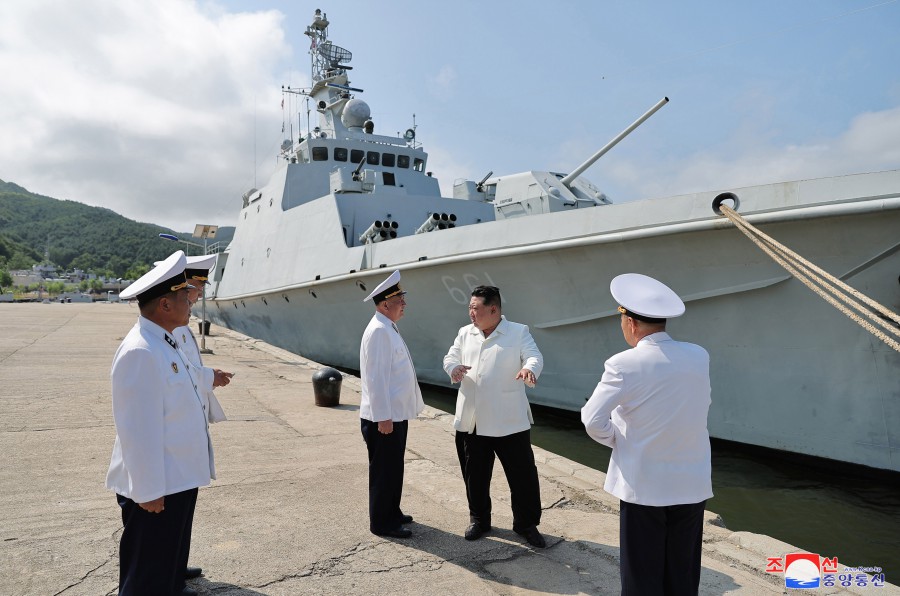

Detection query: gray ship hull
(207, 170), (900, 472)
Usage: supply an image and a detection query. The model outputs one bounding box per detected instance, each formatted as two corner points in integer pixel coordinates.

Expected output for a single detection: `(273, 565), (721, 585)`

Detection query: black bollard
(312, 367), (342, 407)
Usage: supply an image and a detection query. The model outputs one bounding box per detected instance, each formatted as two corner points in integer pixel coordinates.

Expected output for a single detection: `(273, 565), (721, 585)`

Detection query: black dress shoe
(374, 526), (412, 538)
(464, 523), (490, 541)
(398, 514), (413, 524)
(185, 566), (203, 579)
(515, 526), (547, 548)
(182, 587), (199, 596)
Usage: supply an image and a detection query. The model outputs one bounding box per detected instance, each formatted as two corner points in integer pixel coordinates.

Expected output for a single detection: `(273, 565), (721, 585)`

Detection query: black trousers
(117, 488), (198, 596)
(361, 419), (409, 534)
(455, 428), (541, 531)
(619, 499), (706, 596)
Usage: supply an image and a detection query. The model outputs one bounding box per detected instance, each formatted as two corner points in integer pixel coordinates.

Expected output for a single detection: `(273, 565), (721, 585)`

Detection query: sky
(1, 0), (899, 232)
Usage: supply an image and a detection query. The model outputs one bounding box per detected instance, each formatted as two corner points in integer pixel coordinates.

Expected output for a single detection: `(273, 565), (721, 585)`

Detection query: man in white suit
(443, 285), (546, 548)
(172, 254), (231, 589)
(178, 254), (229, 427)
(582, 273), (712, 595)
(108, 251), (232, 595)
(359, 270), (424, 538)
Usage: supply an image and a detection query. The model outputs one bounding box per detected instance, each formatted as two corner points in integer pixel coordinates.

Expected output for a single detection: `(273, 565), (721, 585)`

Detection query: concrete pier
(1, 303), (894, 595)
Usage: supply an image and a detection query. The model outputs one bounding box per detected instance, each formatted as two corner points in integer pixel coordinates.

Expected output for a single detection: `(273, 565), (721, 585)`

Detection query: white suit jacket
(106, 317), (214, 503)
(581, 332), (713, 506)
(174, 325), (227, 424)
(443, 316), (543, 437)
(359, 312), (424, 422)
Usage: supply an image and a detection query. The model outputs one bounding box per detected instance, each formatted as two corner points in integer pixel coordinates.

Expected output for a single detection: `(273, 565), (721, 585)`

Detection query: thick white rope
(718, 204), (900, 353)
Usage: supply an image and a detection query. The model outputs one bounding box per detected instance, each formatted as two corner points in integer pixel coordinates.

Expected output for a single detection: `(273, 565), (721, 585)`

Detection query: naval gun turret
(455, 98), (669, 221)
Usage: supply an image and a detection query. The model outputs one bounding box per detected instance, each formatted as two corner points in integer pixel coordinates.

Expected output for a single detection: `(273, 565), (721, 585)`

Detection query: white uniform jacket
(175, 324), (227, 424)
(443, 316), (543, 437)
(106, 317), (215, 503)
(581, 332), (713, 506)
(359, 312), (424, 422)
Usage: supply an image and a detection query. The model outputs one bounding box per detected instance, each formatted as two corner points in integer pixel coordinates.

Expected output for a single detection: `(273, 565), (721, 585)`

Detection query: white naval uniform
(581, 332), (713, 506)
(106, 316), (215, 503)
(175, 325), (227, 424)
(359, 311), (424, 422)
(442, 316), (543, 437)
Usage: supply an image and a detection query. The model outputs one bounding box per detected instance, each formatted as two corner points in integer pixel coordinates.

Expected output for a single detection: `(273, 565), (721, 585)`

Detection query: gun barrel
(559, 97), (669, 188)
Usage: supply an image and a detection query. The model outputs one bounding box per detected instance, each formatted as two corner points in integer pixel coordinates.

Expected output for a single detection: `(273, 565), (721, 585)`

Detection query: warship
(206, 10), (900, 472)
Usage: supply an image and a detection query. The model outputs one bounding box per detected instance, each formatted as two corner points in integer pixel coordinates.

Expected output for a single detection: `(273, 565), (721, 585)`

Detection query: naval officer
(171, 254), (232, 588)
(359, 270), (424, 538)
(107, 251), (230, 595)
(175, 254), (229, 426)
(442, 285), (547, 548)
(581, 273), (712, 595)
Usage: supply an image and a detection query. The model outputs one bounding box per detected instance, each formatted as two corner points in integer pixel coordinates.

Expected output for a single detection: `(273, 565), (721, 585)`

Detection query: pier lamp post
(158, 228), (218, 353)
(158, 233), (203, 255)
(191, 225), (219, 354)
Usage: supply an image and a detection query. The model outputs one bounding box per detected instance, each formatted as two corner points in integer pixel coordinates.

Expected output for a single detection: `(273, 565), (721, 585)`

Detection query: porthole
(267, 248), (271, 258)
(309, 290), (318, 299)
(269, 198), (273, 207)
(283, 295), (290, 303)
(356, 281), (367, 292)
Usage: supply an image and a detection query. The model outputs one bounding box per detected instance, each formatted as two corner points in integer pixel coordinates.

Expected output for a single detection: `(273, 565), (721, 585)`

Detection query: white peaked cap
(120, 251), (189, 302)
(153, 254), (216, 270)
(363, 270), (406, 303)
(610, 273), (685, 319)
(185, 254), (217, 270)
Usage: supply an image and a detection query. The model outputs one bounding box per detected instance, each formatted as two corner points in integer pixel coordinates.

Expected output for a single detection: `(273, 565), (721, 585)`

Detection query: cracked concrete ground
(1, 303), (896, 595)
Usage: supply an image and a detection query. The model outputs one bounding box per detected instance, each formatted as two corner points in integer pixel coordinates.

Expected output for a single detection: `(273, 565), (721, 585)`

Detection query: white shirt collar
(637, 331), (672, 346)
(470, 314), (508, 337)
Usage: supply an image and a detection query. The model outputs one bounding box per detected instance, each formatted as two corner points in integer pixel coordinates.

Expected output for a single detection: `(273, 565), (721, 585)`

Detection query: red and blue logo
(766, 553), (850, 589)
(783, 553), (822, 588)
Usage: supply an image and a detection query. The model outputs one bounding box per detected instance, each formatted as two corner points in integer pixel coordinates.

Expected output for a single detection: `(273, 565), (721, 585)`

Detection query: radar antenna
(305, 10), (353, 83)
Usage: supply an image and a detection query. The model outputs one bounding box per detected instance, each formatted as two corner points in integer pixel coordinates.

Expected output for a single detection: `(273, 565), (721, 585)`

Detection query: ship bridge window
(383, 172), (396, 186)
(311, 146), (328, 161)
(334, 147), (348, 162)
(351, 149), (364, 165)
(382, 153), (396, 167)
(397, 155), (410, 169)
(413, 158), (425, 172)
(366, 151), (380, 165)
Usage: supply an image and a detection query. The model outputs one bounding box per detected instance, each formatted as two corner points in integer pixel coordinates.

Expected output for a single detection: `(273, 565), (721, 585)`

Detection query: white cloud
(428, 65), (457, 98)
(600, 103), (900, 202)
(1, 1), (897, 234)
(0, 0), (295, 230)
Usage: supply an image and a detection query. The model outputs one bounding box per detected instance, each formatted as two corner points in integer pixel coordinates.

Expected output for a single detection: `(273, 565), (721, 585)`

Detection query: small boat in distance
(206, 9), (900, 472)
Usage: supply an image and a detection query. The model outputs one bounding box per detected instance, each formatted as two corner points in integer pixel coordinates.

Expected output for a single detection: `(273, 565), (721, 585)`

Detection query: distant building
(11, 270), (42, 286)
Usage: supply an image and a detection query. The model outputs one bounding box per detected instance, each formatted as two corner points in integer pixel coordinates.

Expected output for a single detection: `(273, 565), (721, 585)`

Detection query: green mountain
(0, 179), (234, 278)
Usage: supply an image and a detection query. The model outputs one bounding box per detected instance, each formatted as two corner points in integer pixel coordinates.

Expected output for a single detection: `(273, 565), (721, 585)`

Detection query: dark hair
(471, 285), (501, 309)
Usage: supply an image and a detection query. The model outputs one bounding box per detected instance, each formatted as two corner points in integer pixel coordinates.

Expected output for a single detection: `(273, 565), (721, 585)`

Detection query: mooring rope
(717, 204), (900, 353)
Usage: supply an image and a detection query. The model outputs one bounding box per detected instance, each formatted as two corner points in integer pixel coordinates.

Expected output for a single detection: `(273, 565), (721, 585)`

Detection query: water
(422, 385), (900, 577)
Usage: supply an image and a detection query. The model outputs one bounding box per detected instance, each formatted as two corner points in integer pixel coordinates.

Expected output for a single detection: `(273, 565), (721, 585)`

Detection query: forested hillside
(0, 180), (233, 278)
